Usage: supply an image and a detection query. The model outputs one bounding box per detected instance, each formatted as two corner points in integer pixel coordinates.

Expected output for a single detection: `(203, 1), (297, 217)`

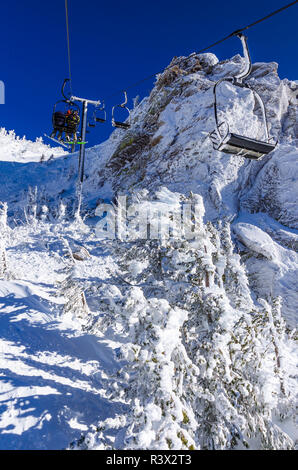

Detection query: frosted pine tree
(79, 282), (199, 450)
(58, 238), (90, 322)
(60, 272), (90, 321)
(219, 221), (253, 309)
(77, 193), (295, 450)
(115, 289), (197, 450)
(0, 202), (12, 279)
(179, 220), (295, 449)
(0, 238), (8, 278)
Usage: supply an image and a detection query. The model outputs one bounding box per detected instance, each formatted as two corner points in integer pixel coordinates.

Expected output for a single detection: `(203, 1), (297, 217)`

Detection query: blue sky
(0, 0), (297, 148)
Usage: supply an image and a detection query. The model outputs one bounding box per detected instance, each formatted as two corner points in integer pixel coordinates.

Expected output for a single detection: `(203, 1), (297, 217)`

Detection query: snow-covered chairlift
(112, 91), (131, 130)
(209, 33), (277, 160)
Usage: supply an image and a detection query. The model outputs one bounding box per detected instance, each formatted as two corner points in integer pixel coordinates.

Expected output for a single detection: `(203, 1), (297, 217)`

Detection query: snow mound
(233, 223), (277, 260)
(241, 146), (298, 229)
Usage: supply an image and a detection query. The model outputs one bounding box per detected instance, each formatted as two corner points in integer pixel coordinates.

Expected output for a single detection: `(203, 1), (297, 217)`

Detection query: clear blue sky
(0, 0), (297, 148)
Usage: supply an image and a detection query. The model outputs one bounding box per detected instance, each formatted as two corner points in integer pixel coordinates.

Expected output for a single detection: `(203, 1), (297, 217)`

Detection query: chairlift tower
(70, 95), (101, 183)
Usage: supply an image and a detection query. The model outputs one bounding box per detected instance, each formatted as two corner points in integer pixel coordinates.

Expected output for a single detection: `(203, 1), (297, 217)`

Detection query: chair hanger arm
(61, 78), (71, 101)
(234, 33), (252, 82)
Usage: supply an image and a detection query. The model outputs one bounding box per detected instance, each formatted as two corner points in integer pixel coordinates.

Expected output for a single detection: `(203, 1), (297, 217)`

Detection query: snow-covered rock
(241, 146), (298, 229)
(233, 223), (277, 260)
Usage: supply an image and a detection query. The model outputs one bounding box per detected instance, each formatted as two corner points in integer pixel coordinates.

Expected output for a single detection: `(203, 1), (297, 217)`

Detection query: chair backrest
(111, 91), (130, 129)
(53, 111), (66, 127)
(210, 34), (275, 149)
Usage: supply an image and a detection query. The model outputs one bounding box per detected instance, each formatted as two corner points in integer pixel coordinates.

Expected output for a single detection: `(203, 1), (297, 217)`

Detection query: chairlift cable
(232, 0), (298, 35)
(103, 1), (298, 101)
(65, 0), (73, 95)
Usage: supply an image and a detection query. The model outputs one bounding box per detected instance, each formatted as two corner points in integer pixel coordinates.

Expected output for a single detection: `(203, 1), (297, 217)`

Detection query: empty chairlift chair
(112, 91), (131, 130)
(88, 120), (96, 129)
(95, 102), (106, 124)
(209, 33), (277, 160)
(87, 111), (96, 129)
(87, 102), (106, 129)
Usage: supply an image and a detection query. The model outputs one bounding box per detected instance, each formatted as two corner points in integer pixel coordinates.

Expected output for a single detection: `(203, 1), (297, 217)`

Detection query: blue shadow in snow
(0, 291), (126, 450)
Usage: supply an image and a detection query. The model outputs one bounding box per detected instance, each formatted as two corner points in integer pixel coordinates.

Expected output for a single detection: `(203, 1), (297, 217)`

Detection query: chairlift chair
(52, 100), (80, 127)
(209, 33), (277, 160)
(87, 102), (106, 128)
(51, 79), (80, 136)
(95, 102), (106, 123)
(112, 91), (131, 129)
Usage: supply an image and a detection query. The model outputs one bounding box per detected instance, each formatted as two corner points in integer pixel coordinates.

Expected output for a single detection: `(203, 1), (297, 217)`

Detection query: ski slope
(0, 223), (125, 450)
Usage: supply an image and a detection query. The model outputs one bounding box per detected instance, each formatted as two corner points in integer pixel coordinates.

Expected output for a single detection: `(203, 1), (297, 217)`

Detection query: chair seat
(218, 133), (276, 160)
(113, 121), (130, 130)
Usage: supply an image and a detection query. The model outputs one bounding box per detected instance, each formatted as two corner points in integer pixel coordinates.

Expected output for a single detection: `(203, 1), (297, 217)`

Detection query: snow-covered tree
(0, 202), (11, 279)
(60, 271), (90, 321)
(78, 195), (295, 450)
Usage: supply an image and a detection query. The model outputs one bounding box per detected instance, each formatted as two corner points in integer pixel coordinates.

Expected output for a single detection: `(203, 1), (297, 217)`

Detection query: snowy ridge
(0, 128), (67, 162)
(0, 51), (297, 449)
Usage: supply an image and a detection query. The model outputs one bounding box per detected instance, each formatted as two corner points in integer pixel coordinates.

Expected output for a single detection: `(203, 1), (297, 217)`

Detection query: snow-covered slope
(0, 128), (67, 162)
(0, 51), (297, 450)
(0, 224), (124, 449)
